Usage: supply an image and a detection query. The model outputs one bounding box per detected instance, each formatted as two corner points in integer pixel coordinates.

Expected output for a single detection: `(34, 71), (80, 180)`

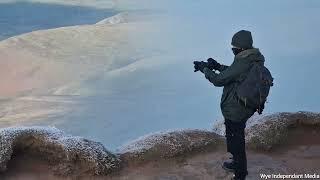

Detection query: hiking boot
(231, 171), (248, 180)
(231, 175), (246, 180)
(222, 159), (235, 172)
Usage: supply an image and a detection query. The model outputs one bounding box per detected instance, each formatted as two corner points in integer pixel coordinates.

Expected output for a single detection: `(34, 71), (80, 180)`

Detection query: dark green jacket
(203, 48), (265, 122)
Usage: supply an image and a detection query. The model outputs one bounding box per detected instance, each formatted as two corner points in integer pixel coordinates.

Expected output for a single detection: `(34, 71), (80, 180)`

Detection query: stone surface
(118, 129), (224, 164)
(0, 126), (120, 175)
(213, 111), (320, 151)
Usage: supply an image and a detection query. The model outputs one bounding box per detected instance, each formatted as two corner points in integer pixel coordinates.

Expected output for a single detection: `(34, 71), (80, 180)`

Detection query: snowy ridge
(0, 11), (155, 97)
(0, 0), (115, 9)
(96, 12), (130, 25)
(96, 11), (161, 25)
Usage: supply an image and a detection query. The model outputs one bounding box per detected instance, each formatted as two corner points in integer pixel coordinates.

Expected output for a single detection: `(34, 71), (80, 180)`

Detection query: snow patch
(97, 12), (130, 25)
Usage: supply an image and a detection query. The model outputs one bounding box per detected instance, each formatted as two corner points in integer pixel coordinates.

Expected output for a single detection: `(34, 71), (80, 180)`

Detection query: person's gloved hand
(194, 61), (202, 72)
(193, 61), (207, 73)
(207, 58), (221, 71)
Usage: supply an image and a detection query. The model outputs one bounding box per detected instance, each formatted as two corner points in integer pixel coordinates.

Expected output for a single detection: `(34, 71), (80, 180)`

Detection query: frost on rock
(0, 126), (120, 175)
(117, 129), (224, 164)
(246, 111), (320, 151)
(212, 111), (320, 151)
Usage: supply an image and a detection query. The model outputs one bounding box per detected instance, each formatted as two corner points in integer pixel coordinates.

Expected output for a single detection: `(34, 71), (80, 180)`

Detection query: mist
(0, 0), (319, 150)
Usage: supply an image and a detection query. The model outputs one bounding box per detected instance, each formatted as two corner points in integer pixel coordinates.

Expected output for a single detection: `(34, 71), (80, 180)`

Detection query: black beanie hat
(231, 30), (253, 49)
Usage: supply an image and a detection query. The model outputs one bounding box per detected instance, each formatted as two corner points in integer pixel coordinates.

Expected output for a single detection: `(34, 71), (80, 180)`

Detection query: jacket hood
(236, 48), (265, 63)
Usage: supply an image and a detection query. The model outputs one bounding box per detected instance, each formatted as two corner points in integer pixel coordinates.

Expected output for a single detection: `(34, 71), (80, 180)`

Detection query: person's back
(194, 30), (271, 180)
(216, 48), (265, 122)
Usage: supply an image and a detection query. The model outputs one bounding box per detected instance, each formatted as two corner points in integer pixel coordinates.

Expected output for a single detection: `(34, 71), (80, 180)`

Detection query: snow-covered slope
(0, 12), (157, 96)
(0, 11), (200, 150)
(0, 0), (115, 9)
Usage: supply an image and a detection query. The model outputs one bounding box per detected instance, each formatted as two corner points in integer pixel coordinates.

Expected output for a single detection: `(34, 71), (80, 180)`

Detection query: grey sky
(149, 0), (320, 112)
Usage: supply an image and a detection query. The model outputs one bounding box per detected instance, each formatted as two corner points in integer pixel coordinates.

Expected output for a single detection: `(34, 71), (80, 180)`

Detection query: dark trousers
(225, 119), (248, 178)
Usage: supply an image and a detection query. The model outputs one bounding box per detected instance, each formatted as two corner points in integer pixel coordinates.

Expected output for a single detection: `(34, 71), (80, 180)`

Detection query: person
(194, 30), (267, 180)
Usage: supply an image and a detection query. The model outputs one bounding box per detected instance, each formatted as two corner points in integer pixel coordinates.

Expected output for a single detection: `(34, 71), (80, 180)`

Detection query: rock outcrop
(0, 127), (224, 175)
(1, 112), (319, 176)
(0, 127), (120, 175)
(118, 129), (224, 164)
(213, 111), (320, 151)
(246, 111), (320, 150)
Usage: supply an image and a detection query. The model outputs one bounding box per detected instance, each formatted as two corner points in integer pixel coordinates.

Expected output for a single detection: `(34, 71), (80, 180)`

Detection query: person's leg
(224, 119), (233, 155)
(222, 119), (236, 172)
(230, 120), (247, 179)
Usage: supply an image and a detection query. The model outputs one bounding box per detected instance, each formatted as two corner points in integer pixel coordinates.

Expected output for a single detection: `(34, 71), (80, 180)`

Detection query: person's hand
(194, 61), (200, 72)
(193, 61), (207, 73)
(207, 58), (221, 70)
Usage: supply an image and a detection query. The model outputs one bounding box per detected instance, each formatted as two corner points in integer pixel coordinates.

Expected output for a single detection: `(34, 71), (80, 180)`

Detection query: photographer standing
(194, 30), (273, 180)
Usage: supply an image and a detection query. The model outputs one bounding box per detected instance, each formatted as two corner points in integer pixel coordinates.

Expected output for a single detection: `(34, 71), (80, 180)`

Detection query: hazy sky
(150, 0), (320, 112)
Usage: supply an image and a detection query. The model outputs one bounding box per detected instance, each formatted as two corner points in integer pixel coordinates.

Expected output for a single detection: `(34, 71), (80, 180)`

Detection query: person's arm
(202, 60), (245, 87)
(217, 64), (229, 72)
(207, 58), (229, 72)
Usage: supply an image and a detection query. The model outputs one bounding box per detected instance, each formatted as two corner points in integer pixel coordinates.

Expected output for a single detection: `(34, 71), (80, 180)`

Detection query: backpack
(236, 62), (273, 114)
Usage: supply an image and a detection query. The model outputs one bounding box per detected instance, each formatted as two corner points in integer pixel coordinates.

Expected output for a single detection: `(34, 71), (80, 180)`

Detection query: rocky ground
(1, 112), (319, 180)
